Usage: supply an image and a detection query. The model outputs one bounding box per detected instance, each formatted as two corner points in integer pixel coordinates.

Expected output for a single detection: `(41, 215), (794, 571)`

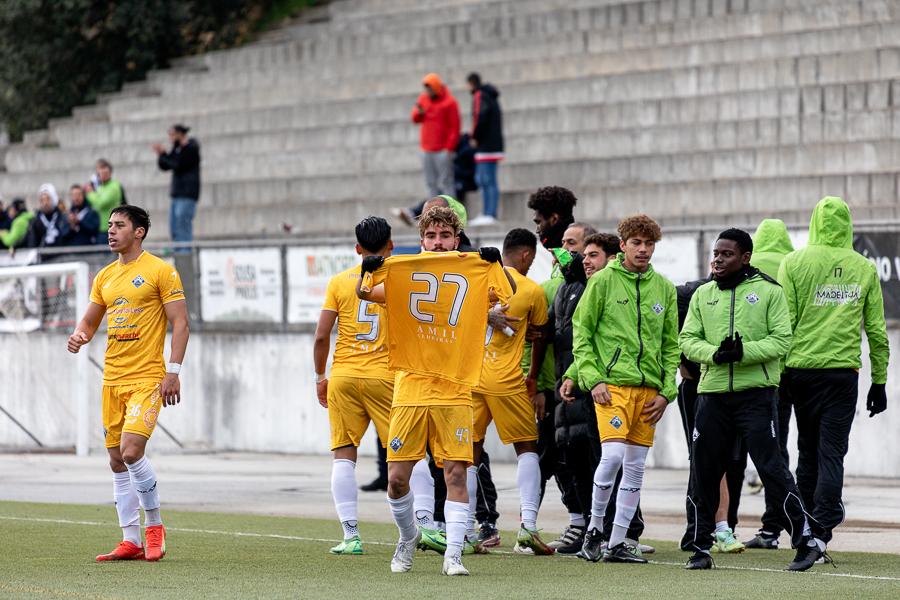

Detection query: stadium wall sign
(199, 248), (283, 322)
(855, 232), (900, 320)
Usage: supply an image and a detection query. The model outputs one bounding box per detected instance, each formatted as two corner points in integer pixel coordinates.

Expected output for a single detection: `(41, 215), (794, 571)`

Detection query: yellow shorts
(472, 389), (537, 444)
(595, 384), (659, 447)
(102, 382), (163, 448)
(386, 405), (474, 467)
(328, 376), (393, 451)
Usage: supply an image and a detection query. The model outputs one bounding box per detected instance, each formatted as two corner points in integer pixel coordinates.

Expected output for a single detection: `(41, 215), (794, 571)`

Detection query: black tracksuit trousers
(748, 378), (793, 537)
(681, 388), (808, 552)
(677, 378), (745, 532)
(787, 368), (859, 544)
(561, 433), (644, 540)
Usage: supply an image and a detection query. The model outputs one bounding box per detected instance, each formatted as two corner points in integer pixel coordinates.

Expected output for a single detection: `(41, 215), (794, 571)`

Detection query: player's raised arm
(162, 299), (189, 406)
(67, 302), (106, 353)
(356, 255), (386, 302)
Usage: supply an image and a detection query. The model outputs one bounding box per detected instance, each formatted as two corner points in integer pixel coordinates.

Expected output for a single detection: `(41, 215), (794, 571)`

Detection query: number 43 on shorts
(455, 427), (470, 443)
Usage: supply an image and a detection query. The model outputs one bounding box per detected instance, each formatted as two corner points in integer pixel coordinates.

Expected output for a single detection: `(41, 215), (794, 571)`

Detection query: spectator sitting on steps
(85, 158), (123, 245)
(63, 184), (100, 246)
(0, 198), (33, 251)
(27, 183), (69, 248)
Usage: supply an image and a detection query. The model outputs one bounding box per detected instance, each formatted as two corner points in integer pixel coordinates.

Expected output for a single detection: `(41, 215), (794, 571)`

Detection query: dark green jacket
(778, 196), (889, 383)
(680, 272), (791, 394)
(572, 255), (680, 402)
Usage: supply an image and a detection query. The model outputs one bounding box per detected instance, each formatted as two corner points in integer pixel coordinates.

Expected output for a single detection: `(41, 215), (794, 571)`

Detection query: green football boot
(330, 536), (365, 555)
(714, 529), (746, 554)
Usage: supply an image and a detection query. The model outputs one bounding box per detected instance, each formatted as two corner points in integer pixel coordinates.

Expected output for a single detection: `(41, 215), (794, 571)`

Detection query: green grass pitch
(1, 501), (898, 599)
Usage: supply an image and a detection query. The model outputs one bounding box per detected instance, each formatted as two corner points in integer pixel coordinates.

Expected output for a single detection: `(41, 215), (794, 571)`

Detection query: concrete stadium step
(7, 106), (900, 194)
(103, 20), (900, 124)
(29, 74), (900, 166)
(146, 0), (885, 97)
(11, 83), (897, 175)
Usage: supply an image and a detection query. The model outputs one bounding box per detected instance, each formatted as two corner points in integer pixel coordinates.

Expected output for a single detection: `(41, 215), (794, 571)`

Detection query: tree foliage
(0, 0), (269, 142)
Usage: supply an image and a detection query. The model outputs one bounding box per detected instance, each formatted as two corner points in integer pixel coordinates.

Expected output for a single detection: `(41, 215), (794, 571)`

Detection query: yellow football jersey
(89, 251), (185, 385)
(475, 268), (548, 395)
(364, 252), (513, 387)
(322, 265), (391, 380)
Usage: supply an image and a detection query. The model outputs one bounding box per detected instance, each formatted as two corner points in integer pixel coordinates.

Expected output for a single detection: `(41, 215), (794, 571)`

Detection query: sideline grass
(1, 501), (898, 599)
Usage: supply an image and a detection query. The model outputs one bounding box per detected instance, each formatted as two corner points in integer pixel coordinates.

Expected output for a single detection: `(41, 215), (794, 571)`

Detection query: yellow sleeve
(360, 262), (389, 293)
(158, 263), (186, 304)
(488, 262), (514, 305)
(529, 284), (549, 327)
(323, 276), (339, 311)
(89, 271), (105, 307)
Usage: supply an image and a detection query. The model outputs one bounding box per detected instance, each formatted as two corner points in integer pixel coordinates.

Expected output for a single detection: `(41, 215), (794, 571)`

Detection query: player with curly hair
(565, 214), (680, 563)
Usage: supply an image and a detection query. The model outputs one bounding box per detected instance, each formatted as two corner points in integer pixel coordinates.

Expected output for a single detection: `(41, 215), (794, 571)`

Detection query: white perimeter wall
(2, 330), (898, 477)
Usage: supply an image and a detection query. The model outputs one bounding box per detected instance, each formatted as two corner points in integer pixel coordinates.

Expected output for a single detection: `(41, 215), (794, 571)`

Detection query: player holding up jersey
(357, 207), (514, 576)
(68, 205), (189, 563)
(314, 216), (395, 555)
(471, 228), (553, 555)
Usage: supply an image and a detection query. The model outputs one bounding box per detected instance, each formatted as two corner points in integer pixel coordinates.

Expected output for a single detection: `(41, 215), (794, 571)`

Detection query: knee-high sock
(609, 444), (649, 548)
(517, 452), (541, 529)
(444, 500), (468, 559)
(466, 466), (478, 535)
(113, 471), (140, 545)
(410, 459), (436, 528)
(588, 442), (626, 532)
(331, 459), (358, 539)
(387, 491), (418, 542)
(126, 456), (161, 526)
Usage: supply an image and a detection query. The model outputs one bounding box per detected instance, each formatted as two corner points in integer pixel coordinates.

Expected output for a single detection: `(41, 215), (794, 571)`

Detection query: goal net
(0, 261), (92, 455)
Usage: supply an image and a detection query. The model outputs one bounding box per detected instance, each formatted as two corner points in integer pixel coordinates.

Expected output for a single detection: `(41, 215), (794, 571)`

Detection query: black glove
(867, 383), (887, 417)
(712, 332), (744, 364)
(361, 255), (384, 275)
(479, 247), (501, 263)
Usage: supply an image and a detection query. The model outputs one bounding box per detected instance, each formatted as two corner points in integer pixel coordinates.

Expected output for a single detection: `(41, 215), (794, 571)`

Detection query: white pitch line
(2, 515), (899, 582)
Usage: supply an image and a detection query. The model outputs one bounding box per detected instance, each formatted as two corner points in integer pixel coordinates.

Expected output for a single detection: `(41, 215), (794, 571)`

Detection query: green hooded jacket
(751, 219), (793, 283)
(0, 212), (34, 248)
(777, 196), (889, 383)
(572, 255), (680, 402)
(86, 179), (123, 233)
(680, 272), (791, 394)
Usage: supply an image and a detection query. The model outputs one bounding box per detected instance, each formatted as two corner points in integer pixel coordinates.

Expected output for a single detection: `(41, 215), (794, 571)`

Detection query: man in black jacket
(63, 184), (100, 246)
(555, 234), (647, 556)
(466, 73), (503, 225)
(153, 124), (201, 251)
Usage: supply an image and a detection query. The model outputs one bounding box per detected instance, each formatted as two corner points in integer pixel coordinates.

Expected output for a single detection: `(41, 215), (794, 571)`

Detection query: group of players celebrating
(66, 186), (888, 575)
(314, 187), (889, 575)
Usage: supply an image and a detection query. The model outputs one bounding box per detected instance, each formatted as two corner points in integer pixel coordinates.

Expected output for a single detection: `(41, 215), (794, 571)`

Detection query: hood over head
(808, 196), (853, 249)
(752, 219), (794, 256)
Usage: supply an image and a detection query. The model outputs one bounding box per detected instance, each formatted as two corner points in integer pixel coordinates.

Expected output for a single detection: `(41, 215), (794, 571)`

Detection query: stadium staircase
(2, 0), (900, 238)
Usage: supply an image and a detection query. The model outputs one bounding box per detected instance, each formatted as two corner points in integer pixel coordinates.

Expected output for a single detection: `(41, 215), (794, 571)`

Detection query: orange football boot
(95, 540), (145, 562)
(144, 525), (167, 561)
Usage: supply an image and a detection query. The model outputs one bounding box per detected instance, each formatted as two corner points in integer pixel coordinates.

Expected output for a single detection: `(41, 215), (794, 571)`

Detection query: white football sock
(715, 520), (730, 534)
(387, 492), (418, 542)
(569, 513), (586, 528)
(466, 466), (478, 536)
(410, 459), (435, 528)
(113, 471), (141, 545)
(587, 442), (626, 532)
(444, 500), (468, 559)
(609, 444), (648, 548)
(331, 459), (359, 539)
(516, 452), (541, 529)
(126, 456), (161, 526)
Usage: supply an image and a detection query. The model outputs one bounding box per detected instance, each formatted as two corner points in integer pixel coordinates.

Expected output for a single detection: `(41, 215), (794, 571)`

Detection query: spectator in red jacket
(411, 73), (460, 198)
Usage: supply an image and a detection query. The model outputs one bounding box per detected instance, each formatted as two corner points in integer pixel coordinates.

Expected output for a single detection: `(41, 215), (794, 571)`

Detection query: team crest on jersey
(652, 303), (664, 315)
(389, 437), (403, 452)
(746, 292), (759, 305)
(132, 275), (145, 288)
(609, 416), (623, 429)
